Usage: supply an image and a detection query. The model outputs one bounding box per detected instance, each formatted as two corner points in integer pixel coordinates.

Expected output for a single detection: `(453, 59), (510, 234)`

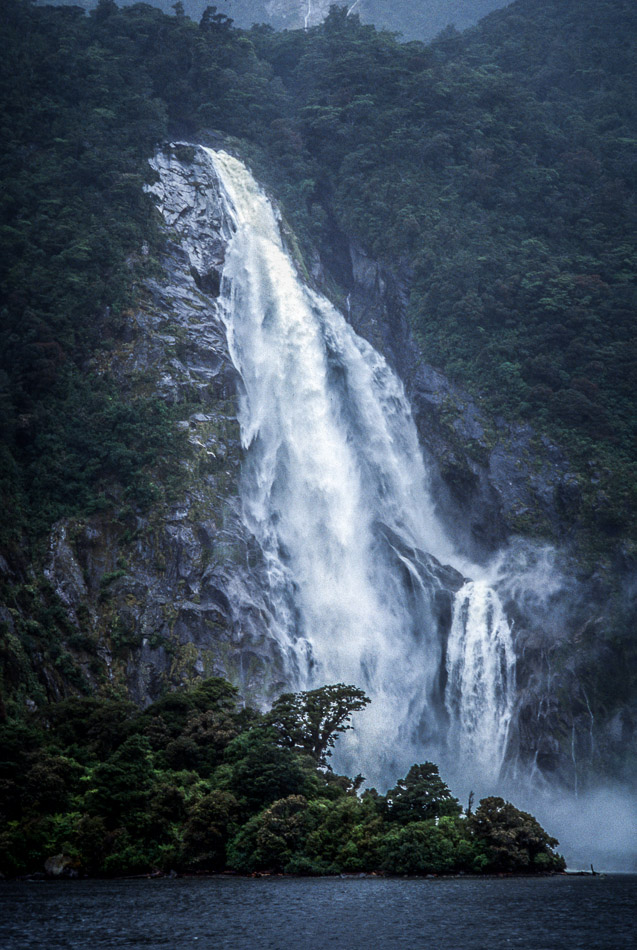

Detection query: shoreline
(2, 869), (613, 884)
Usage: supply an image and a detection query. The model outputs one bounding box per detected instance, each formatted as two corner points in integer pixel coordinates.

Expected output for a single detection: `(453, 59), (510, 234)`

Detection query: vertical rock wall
(43, 146), (287, 707)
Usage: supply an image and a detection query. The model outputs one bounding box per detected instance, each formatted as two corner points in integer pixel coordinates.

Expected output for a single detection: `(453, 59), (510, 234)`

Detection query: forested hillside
(0, 0), (635, 813)
(3, 0), (636, 552)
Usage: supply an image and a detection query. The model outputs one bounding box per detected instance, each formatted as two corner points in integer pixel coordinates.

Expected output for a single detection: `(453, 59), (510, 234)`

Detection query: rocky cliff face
(340, 241), (577, 560)
(41, 145), (290, 709)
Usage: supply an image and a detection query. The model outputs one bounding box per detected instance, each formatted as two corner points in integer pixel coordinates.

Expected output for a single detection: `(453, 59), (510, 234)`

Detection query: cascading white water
(186, 147), (516, 786)
(445, 581), (516, 776)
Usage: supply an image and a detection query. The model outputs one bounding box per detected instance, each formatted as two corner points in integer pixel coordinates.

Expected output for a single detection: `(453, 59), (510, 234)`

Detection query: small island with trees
(0, 679), (565, 878)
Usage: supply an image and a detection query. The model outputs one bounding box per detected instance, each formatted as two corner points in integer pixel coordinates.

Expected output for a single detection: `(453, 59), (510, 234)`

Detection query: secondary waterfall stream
(152, 145), (516, 790)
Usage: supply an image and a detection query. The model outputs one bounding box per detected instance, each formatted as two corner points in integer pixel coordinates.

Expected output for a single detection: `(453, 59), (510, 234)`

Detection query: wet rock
(44, 524), (88, 621)
(40, 145), (288, 708)
(338, 234), (583, 561)
(44, 854), (78, 878)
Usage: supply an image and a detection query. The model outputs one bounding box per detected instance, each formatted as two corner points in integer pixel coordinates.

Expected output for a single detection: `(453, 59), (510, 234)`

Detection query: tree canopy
(385, 761), (462, 824)
(469, 796), (564, 872)
(266, 683), (371, 764)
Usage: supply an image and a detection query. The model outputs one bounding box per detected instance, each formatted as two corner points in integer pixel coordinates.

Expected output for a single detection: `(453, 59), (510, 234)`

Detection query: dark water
(1, 875), (635, 949)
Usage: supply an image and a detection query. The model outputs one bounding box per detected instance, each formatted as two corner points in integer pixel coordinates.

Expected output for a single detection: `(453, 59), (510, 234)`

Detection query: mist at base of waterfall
(508, 783), (637, 873)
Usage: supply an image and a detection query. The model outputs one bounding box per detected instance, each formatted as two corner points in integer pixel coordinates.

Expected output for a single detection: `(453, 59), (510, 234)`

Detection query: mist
(509, 784), (637, 872)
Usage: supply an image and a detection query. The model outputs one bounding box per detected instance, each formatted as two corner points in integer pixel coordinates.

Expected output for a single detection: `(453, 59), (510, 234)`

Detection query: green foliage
(224, 727), (319, 813)
(384, 761), (462, 824)
(137, 676), (243, 774)
(379, 820), (463, 875)
(303, 794), (384, 872)
(266, 683), (371, 764)
(181, 788), (239, 870)
(469, 796), (566, 872)
(0, 0), (179, 548)
(0, 679), (564, 878)
(227, 794), (315, 872)
(87, 734), (155, 821)
(0, 578), (99, 707)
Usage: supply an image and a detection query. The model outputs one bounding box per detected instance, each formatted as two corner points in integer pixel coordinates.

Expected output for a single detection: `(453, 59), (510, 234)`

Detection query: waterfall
(445, 581), (516, 777)
(160, 145), (517, 788)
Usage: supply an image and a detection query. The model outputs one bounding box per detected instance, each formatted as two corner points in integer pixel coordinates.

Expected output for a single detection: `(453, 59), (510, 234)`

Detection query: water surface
(2, 875), (635, 949)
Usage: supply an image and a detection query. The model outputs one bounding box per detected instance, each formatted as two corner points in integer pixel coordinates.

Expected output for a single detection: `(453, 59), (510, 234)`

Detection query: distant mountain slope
(222, 0), (511, 38)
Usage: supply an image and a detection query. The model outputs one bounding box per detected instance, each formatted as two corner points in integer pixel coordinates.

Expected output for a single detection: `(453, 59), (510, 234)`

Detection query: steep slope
(2, 144), (287, 710)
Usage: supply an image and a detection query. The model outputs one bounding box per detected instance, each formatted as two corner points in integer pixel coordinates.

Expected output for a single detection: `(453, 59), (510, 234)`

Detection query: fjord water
(2, 876), (635, 949)
(207, 147), (515, 788)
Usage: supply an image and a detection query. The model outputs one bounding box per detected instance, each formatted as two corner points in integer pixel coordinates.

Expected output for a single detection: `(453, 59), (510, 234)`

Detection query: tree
(199, 6), (233, 32)
(87, 735), (155, 823)
(469, 797), (566, 872)
(139, 677), (239, 743)
(227, 794), (312, 873)
(303, 794), (384, 872)
(266, 684), (370, 765)
(163, 708), (240, 775)
(384, 762), (461, 824)
(93, 0), (118, 23)
(225, 728), (316, 813)
(379, 821), (458, 875)
(182, 789), (239, 871)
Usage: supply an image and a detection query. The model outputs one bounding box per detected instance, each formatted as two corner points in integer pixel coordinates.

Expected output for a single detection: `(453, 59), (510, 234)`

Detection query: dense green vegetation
(245, 2), (637, 541)
(1, 0), (635, 558)
(0, 0), (190, 550)
(0, 678), (565, 876)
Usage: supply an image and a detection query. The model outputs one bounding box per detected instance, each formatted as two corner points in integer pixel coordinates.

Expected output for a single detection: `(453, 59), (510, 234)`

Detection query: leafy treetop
(266, 683), (371, 765)
(469, 796), (563, 872)
(385, 761), (462, 823)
